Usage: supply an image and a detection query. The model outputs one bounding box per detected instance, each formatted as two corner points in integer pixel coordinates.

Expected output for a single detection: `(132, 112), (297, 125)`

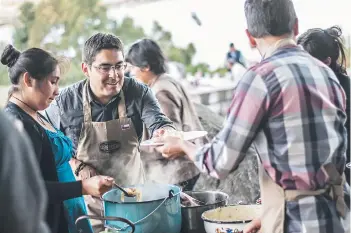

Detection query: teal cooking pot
(77, 183), (182, 233)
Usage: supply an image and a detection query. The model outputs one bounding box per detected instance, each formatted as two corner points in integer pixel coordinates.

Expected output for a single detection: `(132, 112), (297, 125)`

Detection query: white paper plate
(140, 131), (208, 147)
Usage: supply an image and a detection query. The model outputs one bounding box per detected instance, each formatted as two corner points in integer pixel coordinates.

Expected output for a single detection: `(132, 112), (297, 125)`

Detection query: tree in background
(10, 0), (110, 85)
(0, 42), (8, 85)
(110, 17), (146, 46)
(150, 21), (198, 71)
(2, 0), (233, 86)
(10, 0), (148, 85)
(12, 2), (36, 51)
(6, 0), (204, 85)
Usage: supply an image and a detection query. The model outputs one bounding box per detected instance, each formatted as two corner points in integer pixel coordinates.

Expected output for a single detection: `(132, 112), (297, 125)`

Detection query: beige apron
(75, 82), (145, 232)
(259, 160), (348, 233)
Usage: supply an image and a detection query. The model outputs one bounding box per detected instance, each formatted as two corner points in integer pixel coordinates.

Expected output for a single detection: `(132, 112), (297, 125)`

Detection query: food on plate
(153, 130), (184, 143)
(121, 188), (142, 202)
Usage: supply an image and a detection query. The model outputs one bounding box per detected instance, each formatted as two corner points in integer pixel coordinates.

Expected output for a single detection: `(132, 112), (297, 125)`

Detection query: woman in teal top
(45, 128), (93, 233)
(1, 44), (114, 233)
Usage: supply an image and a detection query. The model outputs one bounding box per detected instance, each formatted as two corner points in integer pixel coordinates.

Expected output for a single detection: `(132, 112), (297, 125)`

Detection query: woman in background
(126, 38), (208, 191)
(298, 26), (350, 185)
(1, 45), (113, 233)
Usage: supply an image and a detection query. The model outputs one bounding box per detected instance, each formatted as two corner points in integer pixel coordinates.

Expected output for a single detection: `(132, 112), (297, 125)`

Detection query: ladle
(112, 182), (136, 197)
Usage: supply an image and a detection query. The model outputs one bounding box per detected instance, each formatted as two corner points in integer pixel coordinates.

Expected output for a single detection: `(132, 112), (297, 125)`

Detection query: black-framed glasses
(93, 63), (128, 75)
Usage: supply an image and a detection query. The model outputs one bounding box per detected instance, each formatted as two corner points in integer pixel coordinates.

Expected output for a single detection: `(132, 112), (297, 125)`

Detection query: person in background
(226, 42), (246, 71)
(126, 38), (207, 191)
(1, 44), (114, 233)
(231, 61), (248, 88)
(0, 110), (49, 233)
(44, 33), (175, 232)
(297, 25), (351, 185)
(160, 0), (349, 232)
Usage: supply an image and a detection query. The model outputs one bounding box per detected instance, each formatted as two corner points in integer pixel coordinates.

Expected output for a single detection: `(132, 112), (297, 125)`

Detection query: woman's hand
(82, 176), (114, 197)
(243, 218), (262, 233)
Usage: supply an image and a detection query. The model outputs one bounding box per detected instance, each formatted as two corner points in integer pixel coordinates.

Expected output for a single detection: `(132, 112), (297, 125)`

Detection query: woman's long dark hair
(297, 25), (347, 76)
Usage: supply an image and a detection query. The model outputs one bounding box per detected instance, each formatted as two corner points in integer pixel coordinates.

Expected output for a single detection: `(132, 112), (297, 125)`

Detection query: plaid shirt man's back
(195, 46), (348, 232)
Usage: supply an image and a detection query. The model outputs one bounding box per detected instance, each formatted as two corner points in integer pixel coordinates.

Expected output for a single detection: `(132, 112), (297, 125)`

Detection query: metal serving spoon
(112, 182), (137, 197)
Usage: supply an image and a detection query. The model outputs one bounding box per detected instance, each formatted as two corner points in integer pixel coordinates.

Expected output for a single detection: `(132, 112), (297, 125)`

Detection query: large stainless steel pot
(181, 191), (229, 233)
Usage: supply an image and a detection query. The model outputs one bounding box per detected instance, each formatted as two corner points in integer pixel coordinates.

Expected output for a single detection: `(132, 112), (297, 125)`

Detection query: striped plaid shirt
(195, 46), (348, 232)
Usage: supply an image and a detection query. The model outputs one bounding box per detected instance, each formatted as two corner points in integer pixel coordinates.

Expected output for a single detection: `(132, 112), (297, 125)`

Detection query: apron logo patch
(99, 140), (121, 153)
(121, 124), (130, 130)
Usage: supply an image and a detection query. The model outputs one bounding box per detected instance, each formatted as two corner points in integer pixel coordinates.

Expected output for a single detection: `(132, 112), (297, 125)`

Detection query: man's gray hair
(244, 0), (297, 38)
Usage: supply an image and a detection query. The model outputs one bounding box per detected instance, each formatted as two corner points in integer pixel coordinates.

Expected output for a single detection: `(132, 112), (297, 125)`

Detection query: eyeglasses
(93, 63), (128, 75)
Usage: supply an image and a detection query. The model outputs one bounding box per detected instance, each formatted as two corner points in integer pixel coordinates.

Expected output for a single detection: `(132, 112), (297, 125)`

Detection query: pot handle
(119, 189), (179, 229)
(75, 215), (135, 233)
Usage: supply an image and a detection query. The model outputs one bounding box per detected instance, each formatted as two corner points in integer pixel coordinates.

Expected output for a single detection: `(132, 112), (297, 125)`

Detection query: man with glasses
(44, 33), (174, 231)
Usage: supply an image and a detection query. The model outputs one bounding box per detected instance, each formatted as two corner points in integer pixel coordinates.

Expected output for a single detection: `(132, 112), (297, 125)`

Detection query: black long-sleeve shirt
(44, 77), (174, 151)
(5, 103), (82, 233)
(0, 110), (49, 233)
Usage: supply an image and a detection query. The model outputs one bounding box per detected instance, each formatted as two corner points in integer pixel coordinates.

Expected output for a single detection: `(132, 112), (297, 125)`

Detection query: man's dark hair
(229, 43), (234, 48)
(244, 0), (297, 38)
(126, 38), (167, 75)
(83, 33), (124, 65)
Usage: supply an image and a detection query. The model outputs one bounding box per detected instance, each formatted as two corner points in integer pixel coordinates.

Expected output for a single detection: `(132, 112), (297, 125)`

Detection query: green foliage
(13, 2), (36, 50)
(149, 21), (197, 67)
(186, 62), (210, 75)
(12, 0), (111, 85)
(111, 18), (146, 46)
(0, 67), (8, 85)
(8, 0), (233, 85)
(211, 67), (228, 77)
(0, 42), (10, 86)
